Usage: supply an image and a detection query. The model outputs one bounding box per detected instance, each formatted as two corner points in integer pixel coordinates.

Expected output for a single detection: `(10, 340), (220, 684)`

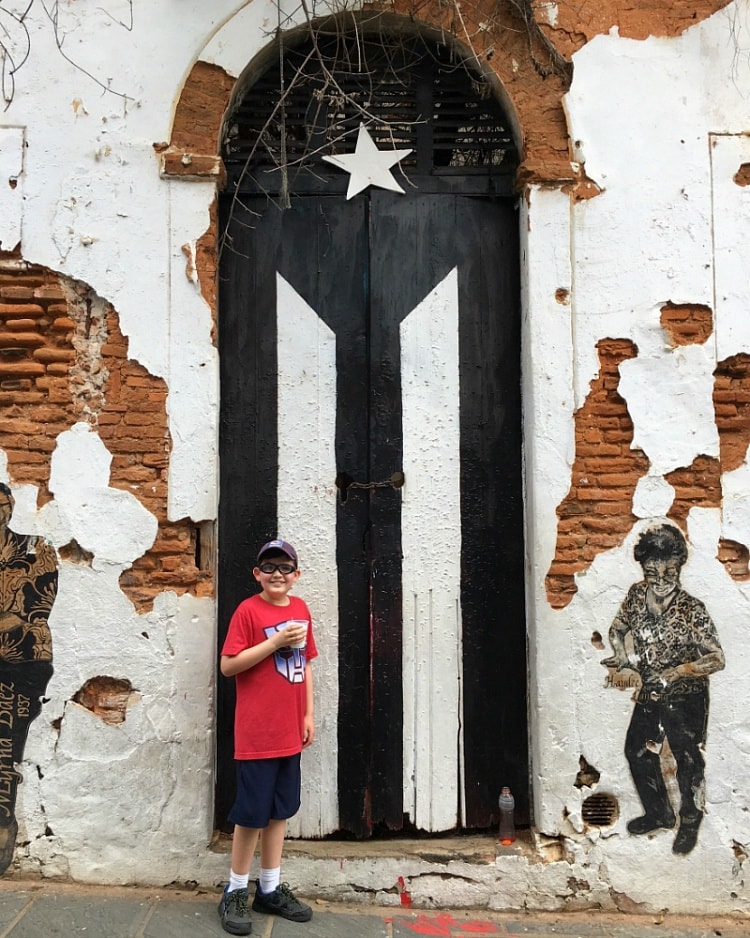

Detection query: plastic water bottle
(498, 786), (516, 845)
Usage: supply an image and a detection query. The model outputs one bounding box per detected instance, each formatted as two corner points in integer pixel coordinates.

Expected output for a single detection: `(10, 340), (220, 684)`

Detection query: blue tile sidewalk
(0, 880), (746, 937)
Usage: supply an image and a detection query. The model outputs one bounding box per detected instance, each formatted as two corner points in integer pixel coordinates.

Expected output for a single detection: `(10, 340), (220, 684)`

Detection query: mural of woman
(602, 523), (725, 855)
(0, 483), (56, 873)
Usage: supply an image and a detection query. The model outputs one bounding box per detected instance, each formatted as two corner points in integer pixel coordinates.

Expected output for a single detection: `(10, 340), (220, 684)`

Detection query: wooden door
(217, 185), (526, 835)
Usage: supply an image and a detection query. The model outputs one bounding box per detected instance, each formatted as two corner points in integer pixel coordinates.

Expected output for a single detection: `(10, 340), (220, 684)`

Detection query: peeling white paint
(711, 132), (750, 359)
(564, 27), (715, 405)
(632, 475), (675, 518)
(1, 0), (750, 915)
(165, 183), (218, 522)
(5, 424), (214, 882)
(720, 460), (750, 548)
(29, 590), (216, 884)
(619, 342), (719, 475)
(0, 126), (24, 250)
(528, 2), (750, 913)
(33, 424), (157, 569)
(535, 2), (558, 28)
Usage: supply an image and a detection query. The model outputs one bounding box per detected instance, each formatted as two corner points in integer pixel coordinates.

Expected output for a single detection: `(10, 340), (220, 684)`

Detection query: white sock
(228, 870), (249, 893)
(259, 866), (280, 894)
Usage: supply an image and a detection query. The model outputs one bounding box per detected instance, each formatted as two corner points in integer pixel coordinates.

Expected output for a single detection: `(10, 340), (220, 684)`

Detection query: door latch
(335, 471), (405, 502)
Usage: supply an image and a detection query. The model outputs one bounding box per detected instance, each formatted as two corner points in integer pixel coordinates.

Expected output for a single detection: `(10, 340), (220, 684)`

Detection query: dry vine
(219, 0), (569, 260)
(0, 0), (133, 109)
(508, 0), (572, 81)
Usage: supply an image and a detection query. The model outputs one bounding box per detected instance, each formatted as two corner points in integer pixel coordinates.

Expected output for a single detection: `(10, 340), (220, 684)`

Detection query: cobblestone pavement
(0, 880), (746, 937)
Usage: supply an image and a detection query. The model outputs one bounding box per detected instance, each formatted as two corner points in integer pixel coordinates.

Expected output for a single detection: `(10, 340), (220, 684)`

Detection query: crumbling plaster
(526, 0), (750, 912)
(1, 427), (214, 883)
(1, 0), (750, 913)
(6, 1), (232, 523)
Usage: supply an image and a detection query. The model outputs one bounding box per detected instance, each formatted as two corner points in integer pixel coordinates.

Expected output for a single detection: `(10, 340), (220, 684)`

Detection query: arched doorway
(216, 16), (527, 838)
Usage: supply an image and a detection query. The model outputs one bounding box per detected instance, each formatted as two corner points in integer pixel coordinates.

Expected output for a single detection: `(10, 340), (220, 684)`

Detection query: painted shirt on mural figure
(0, 484), (57, 875)
(221, 594), (318, 760)
(603, 524), (725, 856)
(611, 582), (721, 695)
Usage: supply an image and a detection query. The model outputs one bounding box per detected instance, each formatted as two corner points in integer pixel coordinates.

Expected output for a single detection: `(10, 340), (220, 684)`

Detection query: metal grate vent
(223, 26), (518, 193)
(581, 793), (619, 828)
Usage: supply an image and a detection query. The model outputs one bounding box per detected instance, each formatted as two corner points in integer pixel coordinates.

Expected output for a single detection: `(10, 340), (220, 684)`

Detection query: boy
(218, 539), (317, 935)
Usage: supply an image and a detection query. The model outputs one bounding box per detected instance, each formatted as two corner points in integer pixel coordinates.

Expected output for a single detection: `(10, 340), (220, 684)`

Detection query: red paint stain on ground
(402, 912), (501, 935)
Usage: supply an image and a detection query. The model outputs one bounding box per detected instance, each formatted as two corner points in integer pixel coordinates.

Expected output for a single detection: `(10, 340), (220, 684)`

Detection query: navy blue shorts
(228, 754), (302, 829)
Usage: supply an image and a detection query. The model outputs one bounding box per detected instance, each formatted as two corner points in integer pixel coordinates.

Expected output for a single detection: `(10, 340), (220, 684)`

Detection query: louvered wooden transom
(223, 26), (518, 195)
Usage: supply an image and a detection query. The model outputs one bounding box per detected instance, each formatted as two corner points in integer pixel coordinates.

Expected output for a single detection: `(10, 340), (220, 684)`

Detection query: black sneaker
(626, 813), (676, 835)
(218, 886), (252, 935)
(252, 881), (313, 922)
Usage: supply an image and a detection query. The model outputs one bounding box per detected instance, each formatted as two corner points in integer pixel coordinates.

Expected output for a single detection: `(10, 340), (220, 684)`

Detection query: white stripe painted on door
(276, 273), (339, 837)
(400, 267), (463, 832)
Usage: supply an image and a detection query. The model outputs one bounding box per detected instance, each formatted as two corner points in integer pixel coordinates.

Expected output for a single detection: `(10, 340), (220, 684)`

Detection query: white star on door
(322, 123), (413, 199)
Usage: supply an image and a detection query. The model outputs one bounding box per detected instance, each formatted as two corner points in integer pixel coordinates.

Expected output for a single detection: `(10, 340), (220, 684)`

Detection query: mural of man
(0, 483), (56, 873)
(602, 523), (725, 855)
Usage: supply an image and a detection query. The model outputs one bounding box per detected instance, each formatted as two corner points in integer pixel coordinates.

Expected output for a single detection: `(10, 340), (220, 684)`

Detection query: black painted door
(217, 186), (526, 836)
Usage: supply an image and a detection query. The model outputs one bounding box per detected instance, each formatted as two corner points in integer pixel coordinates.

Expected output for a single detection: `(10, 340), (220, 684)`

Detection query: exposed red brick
(660, 302), (713, 347)
(169, 62), (236, 155)
(4, 319), (39, 331)
(33, 348), (75, 364)
(547, 345), (750, 605)
(196, 198), (218, 346)
(717, 538), (750, 581)
(0, 303), (45, 317)
(664, 455), (721, 527)
(539, 0), (732, 59)
(546, 338), (649, 607)
(73, 675), (137, 726)
(0, 361), (45, 377)
(0, 255), (214, 612)
(0, 332), (45, 348)
(714, 354), (750, 473)
(160, 152), (223, 179)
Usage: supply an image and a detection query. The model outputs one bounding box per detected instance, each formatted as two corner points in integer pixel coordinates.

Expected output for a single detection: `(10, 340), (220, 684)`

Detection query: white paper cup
(282, 620), (308, 649)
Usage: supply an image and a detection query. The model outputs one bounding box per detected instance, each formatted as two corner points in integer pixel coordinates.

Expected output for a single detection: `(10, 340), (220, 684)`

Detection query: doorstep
(209, 830), (532, 864)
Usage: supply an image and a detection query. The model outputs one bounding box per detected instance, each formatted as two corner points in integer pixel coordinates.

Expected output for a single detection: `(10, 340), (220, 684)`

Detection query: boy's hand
(302, 715), (315, 748)
(274, 622), (307, 648)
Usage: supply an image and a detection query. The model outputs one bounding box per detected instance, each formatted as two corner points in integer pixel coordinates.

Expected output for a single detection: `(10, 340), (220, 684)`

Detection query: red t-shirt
(221, 593), (318, 760)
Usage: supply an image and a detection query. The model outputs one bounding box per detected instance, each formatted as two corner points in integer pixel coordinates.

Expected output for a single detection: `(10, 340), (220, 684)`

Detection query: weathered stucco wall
(1, 0), (750, 915)
(526, 1), (750, 913)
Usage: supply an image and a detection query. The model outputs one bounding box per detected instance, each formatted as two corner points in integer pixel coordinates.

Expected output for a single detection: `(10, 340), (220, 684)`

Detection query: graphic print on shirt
(264, 622), (307, 683)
